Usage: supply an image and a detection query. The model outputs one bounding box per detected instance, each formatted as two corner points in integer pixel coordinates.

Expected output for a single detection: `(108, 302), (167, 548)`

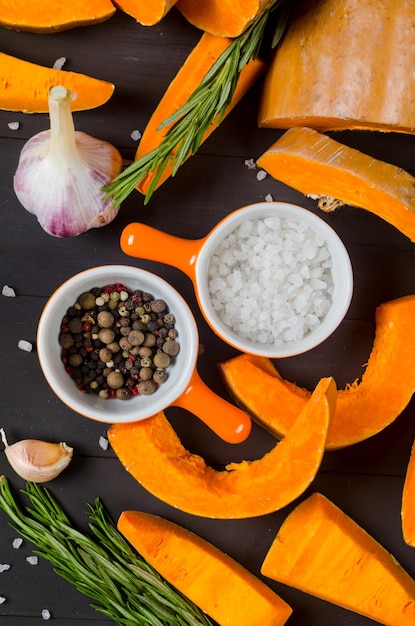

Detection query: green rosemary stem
(103, 0), (290, 207)
(0, 476), (213, 626)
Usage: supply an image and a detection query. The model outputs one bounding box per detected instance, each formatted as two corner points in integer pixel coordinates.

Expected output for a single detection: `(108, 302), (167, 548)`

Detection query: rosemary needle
(0, 476), (213, 626)
(103, 0), (290, 207)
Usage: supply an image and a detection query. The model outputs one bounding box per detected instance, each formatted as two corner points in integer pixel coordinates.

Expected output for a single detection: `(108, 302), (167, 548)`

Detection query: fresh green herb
(103, 0), (291, 207)
(0, 476), (213, 626)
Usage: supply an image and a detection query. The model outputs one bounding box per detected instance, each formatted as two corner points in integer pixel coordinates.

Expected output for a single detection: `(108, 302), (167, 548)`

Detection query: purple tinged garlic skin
(13, 85), (123, 237)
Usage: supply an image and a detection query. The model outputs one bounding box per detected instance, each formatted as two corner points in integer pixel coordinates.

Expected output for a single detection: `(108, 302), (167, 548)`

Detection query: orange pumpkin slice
(118, 511), (293, 626)
(220, 295), (415, 450)
(256, 126), (415, 242)
(261, 493), (415, 624)
(113, 0), (178, 25)
(109, 377), (336, 519)
(0, 53), (114, 113)
(402, 437), (415, 546)
(0, 0), (115, 33)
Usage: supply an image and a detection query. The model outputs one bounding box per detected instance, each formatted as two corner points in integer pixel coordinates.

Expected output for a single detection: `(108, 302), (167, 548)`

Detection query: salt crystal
(18, 339), (33, 352)
(12, 538), (23, 549)
(256, 169), (267, 181)
(244, 158), (256, 169)
(0, 564), (10, 573)
(99, 436), (108, 451)
(265, 193), (274, 202)
(26, 555), (38, 566)
(8, 122), (19, 131)
(0, 597), (5, 604)
(53, 57), (66, 70)
(131, 129), (142, 141)
(2, 285), (16, 297)
(41, 608), (51, 620)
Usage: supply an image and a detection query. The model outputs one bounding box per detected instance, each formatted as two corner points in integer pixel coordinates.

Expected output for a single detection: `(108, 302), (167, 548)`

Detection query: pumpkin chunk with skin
(109, 377), (336, 519)
(134, 32), (266, 195)
(220, 295), (415, 450)
(258, 0), (415, 134)
(402, 438), (415, 546)
(257, 126), (415, 242)
(0, 53), (114, 113)
(176, 0), (276, 37)
(118, 511), (293, 626)
(112, 0), (178, 25)
(0, 0), (115, 33)
(261, 493), (415, 624)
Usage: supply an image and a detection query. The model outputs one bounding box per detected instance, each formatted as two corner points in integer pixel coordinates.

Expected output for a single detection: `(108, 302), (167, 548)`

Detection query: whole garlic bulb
(0, 428), (73, 483)
(13, 85), (123, 237)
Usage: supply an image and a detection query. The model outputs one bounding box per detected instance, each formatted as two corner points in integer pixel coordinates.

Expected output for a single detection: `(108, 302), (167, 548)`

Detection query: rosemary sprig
(0, 476), (213, 626)
(103, 0), (291, 207)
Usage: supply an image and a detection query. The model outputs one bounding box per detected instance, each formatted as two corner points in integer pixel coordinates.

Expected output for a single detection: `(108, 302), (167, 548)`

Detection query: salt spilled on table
(207, 215), (334, 347)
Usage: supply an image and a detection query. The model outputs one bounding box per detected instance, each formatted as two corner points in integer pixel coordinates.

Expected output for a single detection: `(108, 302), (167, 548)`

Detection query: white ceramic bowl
(37, 265), (198, 424)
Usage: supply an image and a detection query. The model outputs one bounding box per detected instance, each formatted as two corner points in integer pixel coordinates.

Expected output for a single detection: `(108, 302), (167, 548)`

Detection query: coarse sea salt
(207, 216), (334, 346)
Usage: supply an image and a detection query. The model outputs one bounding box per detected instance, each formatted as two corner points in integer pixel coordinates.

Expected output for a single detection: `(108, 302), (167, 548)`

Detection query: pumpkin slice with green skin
(0, 53), (114, 113)
(261, 493), (415, 624)
(0, 0), (115, 33)
(257, 126), (415, 242)
(402, 438), (415, 547)
(118, 511), (293, 626)
(109, 377), (336, 519)
(220, 294), (415, 450)
(113, 0), (178, 25)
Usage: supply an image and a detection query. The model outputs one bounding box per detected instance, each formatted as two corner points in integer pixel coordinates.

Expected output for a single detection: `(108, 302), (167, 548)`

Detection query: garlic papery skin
(0, 428), (73, 483)
(13, 85), (123, 237)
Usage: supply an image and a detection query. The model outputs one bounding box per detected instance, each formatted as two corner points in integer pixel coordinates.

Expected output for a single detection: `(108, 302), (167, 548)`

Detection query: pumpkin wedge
(261, 493), (415, 624)
(257, 126), (415, 242)
(109, 377), (336, 519)
(219, 295), (415, 450)
(258, 0), (415, 134)
(176, 0), (276, 37)
(113, 0), (178, 25)
(118, 511), (293, 626)
(134, 32), (265, 195)
(0, 53), (114, 113)
(402, 438), (415, 547)
(0, 0), (115, 33)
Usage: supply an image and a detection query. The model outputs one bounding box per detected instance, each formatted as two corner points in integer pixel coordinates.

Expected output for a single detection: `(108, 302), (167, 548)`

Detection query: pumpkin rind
(0, 53), (114, 113)
(118, 511), (293, 626)
(258, 0), (415, 134)
(256, 126), (415, 242)
(219, 295), (415, 450)
(109, 377), (336, 519)
(261, 493), (415, 624)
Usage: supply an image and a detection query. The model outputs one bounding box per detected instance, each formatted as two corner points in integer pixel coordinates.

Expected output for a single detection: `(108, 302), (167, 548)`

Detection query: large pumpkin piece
(109, 377), (336, 519)
(112, 0), (178, 25)
(261, 493), (415, 624)
(118, 511), (293, 626)
(258, 0), (415, 134)
(257, 126), (415, 243)
(402, 438), (415, 547)
(219, 295), (415, 450)
(0, 0), (115, 32)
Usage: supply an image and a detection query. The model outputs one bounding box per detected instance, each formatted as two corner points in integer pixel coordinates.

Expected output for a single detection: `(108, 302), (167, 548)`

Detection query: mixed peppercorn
(58, 283), (179, 400)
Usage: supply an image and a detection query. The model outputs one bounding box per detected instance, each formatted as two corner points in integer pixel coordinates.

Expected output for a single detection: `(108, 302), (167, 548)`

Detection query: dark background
(1, 7), (415, 624)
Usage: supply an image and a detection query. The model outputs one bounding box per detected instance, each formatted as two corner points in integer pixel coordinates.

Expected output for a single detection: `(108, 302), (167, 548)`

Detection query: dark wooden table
(1, 8), (415, 625)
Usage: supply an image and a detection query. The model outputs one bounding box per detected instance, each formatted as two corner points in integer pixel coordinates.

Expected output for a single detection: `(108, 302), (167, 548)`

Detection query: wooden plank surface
(1, 7), (415, 625)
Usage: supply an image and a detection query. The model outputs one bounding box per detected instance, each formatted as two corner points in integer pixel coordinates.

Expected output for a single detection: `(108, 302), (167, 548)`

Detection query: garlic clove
(0, 428), (73, 483)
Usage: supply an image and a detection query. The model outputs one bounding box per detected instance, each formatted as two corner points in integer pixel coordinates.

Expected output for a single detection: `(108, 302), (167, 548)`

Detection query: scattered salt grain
(53, 56), (66, 70)
(131, 129), (142, 141)
(0, 596), (6, 605)
(18, 339), (33, 352)
(42, 608), (51, 620)
(244, 158), (256, 169)
(265, 193), (273, 202)
(2, 285), (16, 297)
(26, 555), (39, 566)
(99, 435), (109, 451)
(12, 537), (23, 549)
(0, 564), (10, 573)
(207, 216), (333, 347)
(256, 169), (267, 181)
(8, 122), (19, 131)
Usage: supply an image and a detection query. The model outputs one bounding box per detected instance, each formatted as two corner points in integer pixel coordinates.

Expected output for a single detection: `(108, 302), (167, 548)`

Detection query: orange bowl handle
(120, 222), (204, 281)
(174, 368), (252, 444)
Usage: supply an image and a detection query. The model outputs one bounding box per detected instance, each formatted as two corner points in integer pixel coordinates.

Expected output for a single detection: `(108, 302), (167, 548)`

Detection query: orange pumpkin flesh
(0, 53), (114, 113)
(261, 493), (415, 624)
(109, 377), (336, 519)
(256, 126), (415, 243)
(112, 0), (178, 25)
(258, 0), (415, 134)
(134, 32), (265, 195)
(118, 511), (293, 626)
(219, 295), (415, 450)
(402, 438), (415, 546)
(0, 0), (115, 33)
